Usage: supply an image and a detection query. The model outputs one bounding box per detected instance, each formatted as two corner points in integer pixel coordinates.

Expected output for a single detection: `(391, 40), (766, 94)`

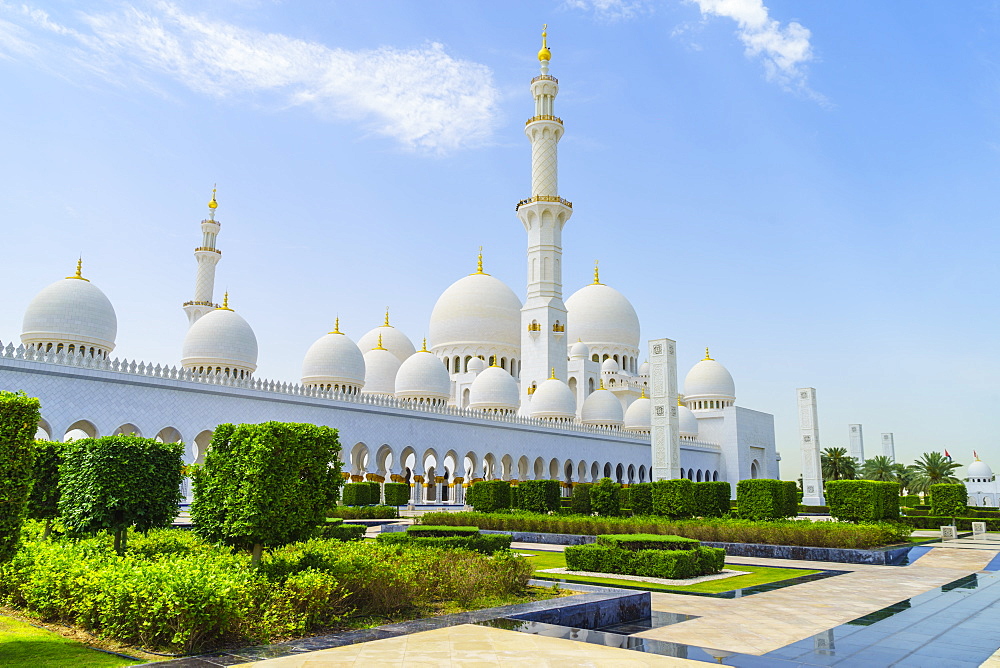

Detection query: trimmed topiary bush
(376, 525), (512, 554)
(565, 533), (724, 579)
(0, 391), (40, 563)
(736, 479), (795, 520)
(590, 478), (621, 517)
(619, 486), (632, 511)
(342, 482), (372, 506)
(651, 479), (695, 518)
(318, 523), (366, 541)
(781, 481), (799, 518)
(595, 534), (699, 551)
(629, 482), (654, 516)
(328, 505), (398, 519)
(384, 482), (410, 507)
(571, 483), (592, 515)
(191, 422), (343, 567)
(27, 440), (63, 539)
(60, 435), (184, 556)
(515, 480), (561, 514)
(466, 480), (511, 513)
(930, 483), (967, 518)
(407, 525), (480, 537)
(826, 480), (901, 522)
(692, 481), (731, 518)
(901, 494), (921, 508)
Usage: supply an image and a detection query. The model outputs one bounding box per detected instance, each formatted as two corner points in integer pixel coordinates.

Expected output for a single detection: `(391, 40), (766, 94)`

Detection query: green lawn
(522, 550), (820, 594)
(0, 616), (141, 667)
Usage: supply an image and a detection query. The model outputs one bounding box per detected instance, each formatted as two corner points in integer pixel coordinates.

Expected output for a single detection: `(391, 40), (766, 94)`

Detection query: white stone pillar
(881, 433), (895, 462)
(848, 424), (865, 462)
(797, 387), (825, 505)
(649, 338), (679, 480)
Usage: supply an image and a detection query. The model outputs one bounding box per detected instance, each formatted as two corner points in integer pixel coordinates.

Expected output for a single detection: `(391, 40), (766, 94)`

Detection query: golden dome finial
(383, 307), (392, 328)
(550, 367), (556, 380)
(704, 347), (713, 361)
(208, 184), (218, 210)
(640, 386), (647, 399)
(538, 23), (551, 62)
(678, 397), (684, 407)
(374, 332), (386, 351)
(218, 291), (232, 311)
(421, 337), (428, 352)
(67, 257), (90, 281)
(472, 246), (489, 275)
(593, 259), (601, 285)
(599, 378), (605, 390)
(330, 316), (342, 335)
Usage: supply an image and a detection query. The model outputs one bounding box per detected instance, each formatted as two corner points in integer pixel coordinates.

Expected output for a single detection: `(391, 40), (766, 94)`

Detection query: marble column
(649, 338), (679, 481)
(848, 424), (865, 462)
(881, 433), (895, 462)
(797, 387), (825, 505)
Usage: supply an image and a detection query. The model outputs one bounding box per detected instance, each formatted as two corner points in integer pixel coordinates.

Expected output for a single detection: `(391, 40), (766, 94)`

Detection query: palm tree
(862, 455), (898, 482)
(821, 447), (858, 481)
(908, 452), (962, 495)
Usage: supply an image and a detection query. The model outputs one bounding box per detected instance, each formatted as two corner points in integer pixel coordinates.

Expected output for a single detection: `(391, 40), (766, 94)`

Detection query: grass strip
(0, 615), (141, 667)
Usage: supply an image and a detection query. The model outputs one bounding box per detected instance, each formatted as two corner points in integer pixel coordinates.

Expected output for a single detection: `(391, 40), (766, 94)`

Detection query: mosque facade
(1, 31), (778, 500)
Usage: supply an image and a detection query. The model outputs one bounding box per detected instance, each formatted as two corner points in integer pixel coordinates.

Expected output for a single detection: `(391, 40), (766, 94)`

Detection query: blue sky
(1, 1), (997, 480)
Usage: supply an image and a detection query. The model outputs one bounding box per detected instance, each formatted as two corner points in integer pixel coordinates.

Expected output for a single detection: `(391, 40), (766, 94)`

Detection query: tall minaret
(183, 187), (222, 325)
(518, 25), (573, 404)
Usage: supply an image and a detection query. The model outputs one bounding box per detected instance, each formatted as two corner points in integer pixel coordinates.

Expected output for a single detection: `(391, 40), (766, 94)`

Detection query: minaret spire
(518, 25), (573, 405)
(183, 185), (223, 326)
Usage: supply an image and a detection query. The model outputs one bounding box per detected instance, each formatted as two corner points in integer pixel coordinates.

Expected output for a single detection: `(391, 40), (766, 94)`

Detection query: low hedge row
(406, 525), (479, 537)
(595, 534), (699, 551)
(376, 531), (512, 555)
(317, 523), (366, 541)
(900, 516), (1000, 531)
(328, 505), (399, 520)
(565, 543), (724, 579)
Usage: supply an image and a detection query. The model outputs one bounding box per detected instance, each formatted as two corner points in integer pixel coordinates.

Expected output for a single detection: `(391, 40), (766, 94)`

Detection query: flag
(975, 450), (979, 460)
(944, 449), (952, 460)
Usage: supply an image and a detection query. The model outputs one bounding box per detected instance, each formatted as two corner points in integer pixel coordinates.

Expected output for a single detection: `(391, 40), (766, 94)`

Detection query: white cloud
(0, 1), (500, 152)
(563, 0), (651, 21)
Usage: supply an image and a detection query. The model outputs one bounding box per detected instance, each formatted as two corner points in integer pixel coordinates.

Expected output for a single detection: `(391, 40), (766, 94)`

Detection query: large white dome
(968, 460), (994, 481)
(395, 351), (450, 404)
(469, 365), (520, 413)
(429, 272), (521, 353)
(358, 323), (415, 363)
(181, 306), (258, 376)
(679, 404), (698, 437)
(581, 388), (623, 427)
(683, 353), (735, 400)
(22, 272), (118, 356)
(565, 282), (640, 350)
(362, 347), (401, 395)
(529, 378), (576, 420)
(301, 325), (366, 391)
(623, 396), (651, 433)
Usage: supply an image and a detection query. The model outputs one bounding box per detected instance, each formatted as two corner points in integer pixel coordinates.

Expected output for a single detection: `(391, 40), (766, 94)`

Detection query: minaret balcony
(515, 195), (573, 211)
(531, 74), (559, 84)
(183, 300), (217, 307)
(525, 115), (563, 126)
(194, 247), (222, 254)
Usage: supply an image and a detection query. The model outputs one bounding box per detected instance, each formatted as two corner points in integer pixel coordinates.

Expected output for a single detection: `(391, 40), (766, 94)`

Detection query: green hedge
(317, 523), (366, 541)
(901, 495), (921, 507)
(900, 516), (1000, 531)
(407, 525), (479, 537)
(930, 483), (967, 517)
(565, 543), (725, 579)
(467, 480), (511, 513)
(328, 505), (398, 519)
(595, 534), (699, 551)
(826, 480), (901, 522)
(516, 480), (561, 513)
(736, 479), (796, 520)
(619, 486), (631, 510)
(651, 479), (695, 518)
(384, 482), (410, 506)
(692, 481), (731, 518)
(591, 478), (621, 517)
(571, 484), (592, 515)
(0, 391), (40, 563)
(376, 530), (512, 554)
(27, 441), (63, 536)
(342, 482), (373, 506)
(629, 483), (654, 516)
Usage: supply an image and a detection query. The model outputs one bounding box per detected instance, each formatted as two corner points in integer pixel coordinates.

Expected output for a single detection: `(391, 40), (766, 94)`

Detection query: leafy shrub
(595, 534), (699, 551)
(384, 482), (410, 506)
(466, 480), (511, 513)
(826, 480), (901, 522)
(590, 478), (621, 517)
(191, 422), (343, 566)
(571, 484), (592, 515)
(126, 528), (216, 559)
(736, 479), (795, 520)
(930, 483), (967, 518)
(318, 523), (366, 541)
(364, 481), (381, 504)
(565, 543), (724, 579)
(781, 481), (800, 518)
(901, 495), (921, 507)
(619, 487), (631, 510)
(692, 481), (731, 518)
(0, 391), (40, 563)
(628, 483), (653, 516)
(60, 435), (183, 555)
(651, 479), (695, 518)
(407, 525), (480, 537)
(515, 480), (561, 513)
(377, 531), (512, 555)
(328, 505), (399, 519)
(27, 440), (63, 537)
(342, 482), (372, 506)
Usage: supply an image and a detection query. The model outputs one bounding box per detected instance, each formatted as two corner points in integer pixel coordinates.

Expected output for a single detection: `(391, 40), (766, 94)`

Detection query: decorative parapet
(515, 195), (573, 211)
(182, 300), (217, 307)
(531, 74), (559, 84)
(194, 247), (222, 254)
(525, 115), (563, 125)
(0, 340), (650, 442)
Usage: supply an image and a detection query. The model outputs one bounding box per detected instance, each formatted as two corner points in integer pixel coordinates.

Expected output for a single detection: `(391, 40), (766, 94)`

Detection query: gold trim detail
(516, 195), (572, 211)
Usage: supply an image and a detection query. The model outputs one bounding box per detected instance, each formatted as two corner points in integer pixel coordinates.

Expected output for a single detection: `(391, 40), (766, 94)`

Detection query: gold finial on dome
(67, 257), (90, 281)
(538, 23), (551, 62)
(421, 337), (428, 352)
(383, 307), (392, 328)
(640, 386), (647, 399)
(599, 379), (605, 390)
(208, 184), (218, 210)
(550, 367), (556, 379)
(218, 291), (233, 311)
(678, 397), (684, 407)
(472, 246), (489, 275)
(373, 332), (387, 351)
(330, 317), (342, 335)
(704, 347), (713, 361)
(593, 260), (601, 285)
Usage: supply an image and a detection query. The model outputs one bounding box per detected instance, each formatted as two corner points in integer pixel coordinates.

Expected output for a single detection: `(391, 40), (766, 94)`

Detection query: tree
(908, 452), (962, 495)
(59, 435), (184, 555)
(27, 441), (63, 539)
(191, 422), (343, 567)
(862, 456), (898, 481)
(821, 447), (858, 481)
(0, 391), (41, 563)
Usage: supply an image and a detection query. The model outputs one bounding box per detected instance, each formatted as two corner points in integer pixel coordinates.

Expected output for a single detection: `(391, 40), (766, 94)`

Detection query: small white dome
(569, 340), (590, 359)
(638, 361), (650, 376)
(358, 325), (415, 363)
(469, 365), (520, 413)
(581, 388), (624, 427)
(22, 275), (118, 355)
(429, 272), (521, 352)
(565, 282), (640, 350)
(395, 351), (450, 403)
(601, 358), (620, 373)
(679, 404), (698, 437)
(467, 356), (487, 374)
(362, 347), (401, 395)
(301, 328), (365, 389)
(529, 377), (576, 420)
(968, 460), (994, 480)
(623, 396), (651, 432)
(683, 354), (735, 400)
(182, 307), (258, 375)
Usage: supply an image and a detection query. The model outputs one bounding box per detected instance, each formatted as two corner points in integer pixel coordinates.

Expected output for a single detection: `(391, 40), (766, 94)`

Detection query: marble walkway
(236, 544), (1000, 667)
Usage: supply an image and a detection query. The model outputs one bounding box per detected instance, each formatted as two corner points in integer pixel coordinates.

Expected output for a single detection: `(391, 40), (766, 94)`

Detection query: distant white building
(965, 455), (999, 507)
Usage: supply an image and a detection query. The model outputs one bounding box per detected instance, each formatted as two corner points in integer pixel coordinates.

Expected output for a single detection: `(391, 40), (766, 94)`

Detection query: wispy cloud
(563, 0), (652, 22)
(0, 2), (500, 153)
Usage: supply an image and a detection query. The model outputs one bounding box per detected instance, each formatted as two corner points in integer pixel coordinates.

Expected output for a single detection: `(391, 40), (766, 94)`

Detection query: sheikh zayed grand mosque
(0, 30), (781, 503)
